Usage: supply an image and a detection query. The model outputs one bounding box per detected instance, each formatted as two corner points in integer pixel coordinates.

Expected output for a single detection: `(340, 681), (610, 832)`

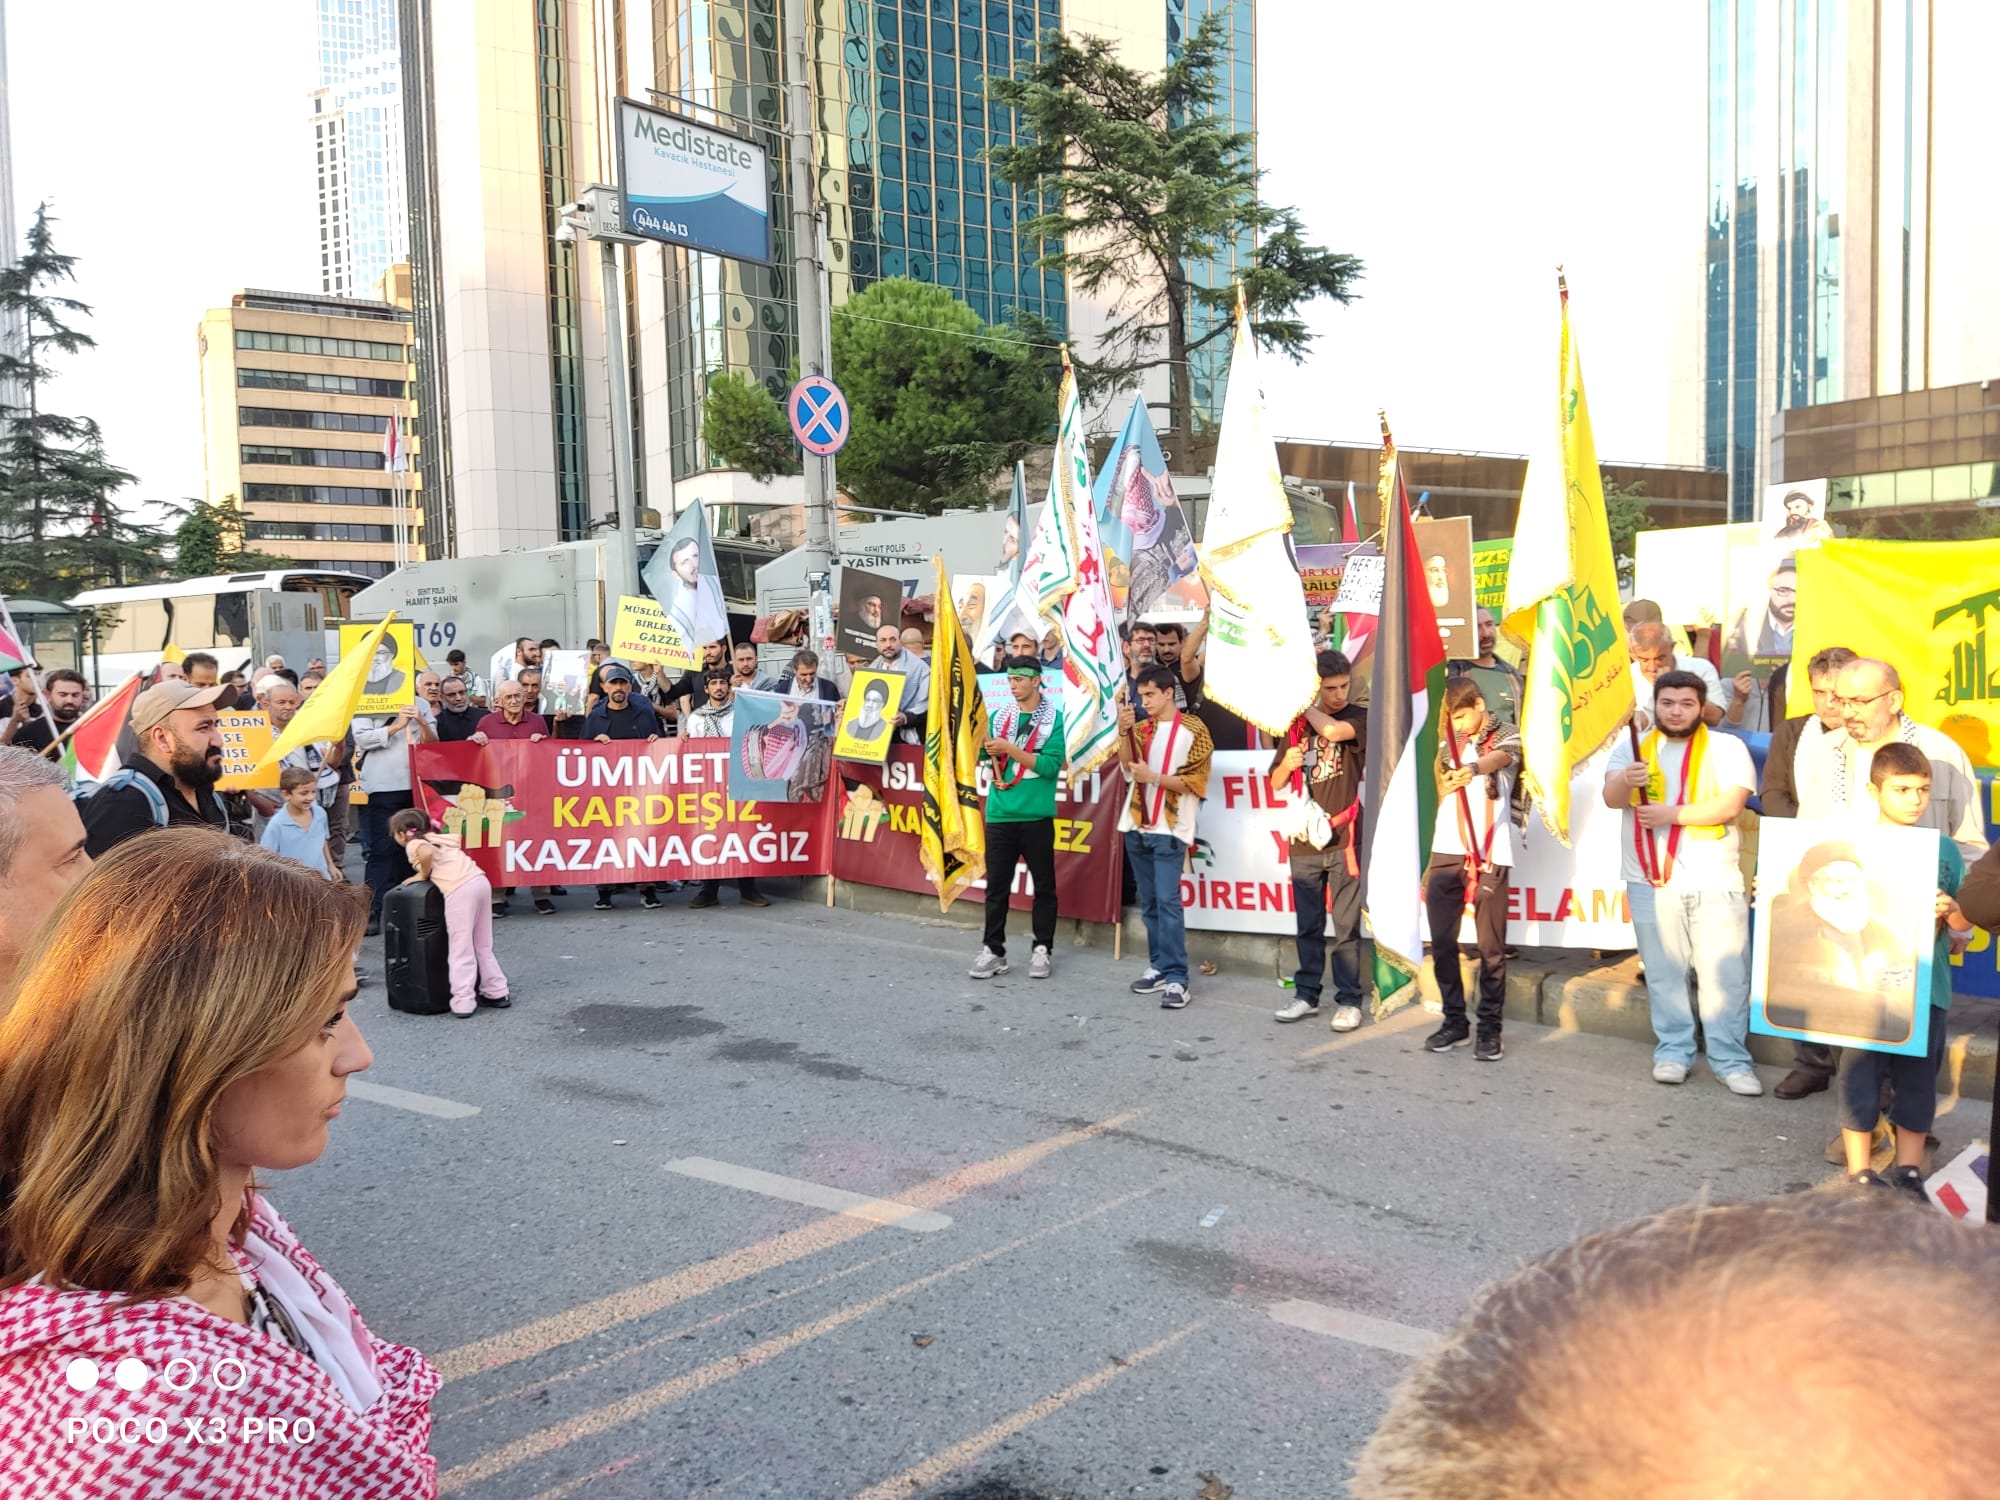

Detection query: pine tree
(171, 494), (284, 578)
(988, 15), (1362, 443)
(0, 204), (163, 600)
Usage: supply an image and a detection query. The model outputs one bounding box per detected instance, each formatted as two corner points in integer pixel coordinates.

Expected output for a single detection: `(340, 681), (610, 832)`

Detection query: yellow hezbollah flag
(253, 613), (397, 772)
(917, 556), (987, 910)
(1787, 538), (2000, 767)
(1500, 278), (1633, 845)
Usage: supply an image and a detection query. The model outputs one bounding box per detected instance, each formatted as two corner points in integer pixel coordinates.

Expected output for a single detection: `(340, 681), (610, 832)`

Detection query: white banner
(1182, 752), (1634, 948)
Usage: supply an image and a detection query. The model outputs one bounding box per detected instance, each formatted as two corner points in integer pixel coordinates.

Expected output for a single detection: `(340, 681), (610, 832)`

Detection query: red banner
(408, 741), (833, 888)
(831, 746), (1125, 924)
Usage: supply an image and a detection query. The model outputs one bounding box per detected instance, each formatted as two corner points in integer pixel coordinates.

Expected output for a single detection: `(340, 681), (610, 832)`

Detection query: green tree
(0, 204), (164, 599)
(987, 14), (1362, 443)
(170, 494), (286, 578)
(1601, 472), (1651, 586)
(701, 278), (1057, 513)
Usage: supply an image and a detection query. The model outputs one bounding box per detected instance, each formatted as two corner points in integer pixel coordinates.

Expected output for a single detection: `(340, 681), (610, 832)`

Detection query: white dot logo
(113, 1358), (151, 1392)
(63, 1357), (100, 1392)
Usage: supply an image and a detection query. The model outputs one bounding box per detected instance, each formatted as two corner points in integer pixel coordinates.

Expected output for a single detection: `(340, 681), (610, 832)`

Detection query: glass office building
(313, 0), (409, 299)
(648, 0), (1067, 480)
(1703, 0), (1999, 523)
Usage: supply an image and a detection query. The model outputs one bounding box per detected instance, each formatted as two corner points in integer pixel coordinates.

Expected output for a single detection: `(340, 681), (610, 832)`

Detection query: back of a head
(0, 829), (369, 1296)
(1352, 1193), (2000, 1500)
(1623, 598), (1664, 628)
(0, 747), (68, 883)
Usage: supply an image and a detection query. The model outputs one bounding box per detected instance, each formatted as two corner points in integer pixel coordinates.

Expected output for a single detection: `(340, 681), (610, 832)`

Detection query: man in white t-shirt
(1116, 666), (1213, 1012)
(1424, 676), (1522, 1062)
(1627, 623), (1723, 730)
(1602, 669), (1763, 1095)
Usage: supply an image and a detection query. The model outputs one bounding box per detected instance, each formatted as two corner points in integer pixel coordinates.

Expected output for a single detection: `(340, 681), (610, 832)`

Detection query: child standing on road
(389, 807), (510, 1018)
(1840, 742), (1974, 1195)
(259, 766), (340, 882)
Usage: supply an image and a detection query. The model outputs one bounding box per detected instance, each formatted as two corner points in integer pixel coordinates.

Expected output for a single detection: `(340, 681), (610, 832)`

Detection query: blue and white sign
(789, 375), (850, 457)
(616, 99), (772, 263)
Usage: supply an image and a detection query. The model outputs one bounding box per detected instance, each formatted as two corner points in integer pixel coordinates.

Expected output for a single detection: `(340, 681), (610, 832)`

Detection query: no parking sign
(789, 375), (850, 456)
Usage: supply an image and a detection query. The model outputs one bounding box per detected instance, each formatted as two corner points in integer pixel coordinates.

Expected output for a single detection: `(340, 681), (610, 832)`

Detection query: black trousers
(983, 817), (1056, 957)
(1424, 856), (1510, 1034)
(360, 790), (414, 924)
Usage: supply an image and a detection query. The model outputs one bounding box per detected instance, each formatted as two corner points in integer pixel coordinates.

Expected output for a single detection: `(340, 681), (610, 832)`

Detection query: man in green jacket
(970, 656), (1067, 980)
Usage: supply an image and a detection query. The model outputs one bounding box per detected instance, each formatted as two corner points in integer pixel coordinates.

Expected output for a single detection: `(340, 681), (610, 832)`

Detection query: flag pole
(0, 595), (59, 749)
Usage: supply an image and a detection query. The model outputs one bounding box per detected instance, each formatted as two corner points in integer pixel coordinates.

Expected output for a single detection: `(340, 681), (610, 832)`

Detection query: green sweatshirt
(982, 704), (1066, 822)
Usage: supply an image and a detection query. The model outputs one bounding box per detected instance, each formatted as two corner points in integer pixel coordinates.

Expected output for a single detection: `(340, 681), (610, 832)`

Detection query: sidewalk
(814, 876), (2000, 1103)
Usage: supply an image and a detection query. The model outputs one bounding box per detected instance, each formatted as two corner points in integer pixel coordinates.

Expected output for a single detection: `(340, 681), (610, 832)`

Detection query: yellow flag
(253, 613), (396, 772)
(1788, 538), (2000, 767)
(161, 644), (185, 665)
(917, 555), (987, 910)
(1500, 280), (1633, 845)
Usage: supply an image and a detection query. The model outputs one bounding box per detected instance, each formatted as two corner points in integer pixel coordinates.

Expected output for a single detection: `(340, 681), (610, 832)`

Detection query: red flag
(0, 623), (29, 674)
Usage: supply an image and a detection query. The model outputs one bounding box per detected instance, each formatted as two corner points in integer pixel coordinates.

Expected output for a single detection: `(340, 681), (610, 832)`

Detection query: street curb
(807, 877), (2000, 1101)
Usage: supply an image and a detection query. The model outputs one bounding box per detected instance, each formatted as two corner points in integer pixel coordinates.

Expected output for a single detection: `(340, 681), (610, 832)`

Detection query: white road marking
(663, 1156), (953, 1232)
(1265, 1298), (1440, 1358)
(347, 1080), (482, 1119)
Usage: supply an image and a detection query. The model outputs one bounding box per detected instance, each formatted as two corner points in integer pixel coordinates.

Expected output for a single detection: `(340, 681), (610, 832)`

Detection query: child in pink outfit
(388, 808), (510, 1017)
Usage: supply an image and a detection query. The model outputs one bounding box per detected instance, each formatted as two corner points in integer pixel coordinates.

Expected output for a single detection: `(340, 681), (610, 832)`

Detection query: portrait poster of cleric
(1750, 819), (1939, 1057)
(833, 670), (904, 764)
(1411, 516), (1476, 661)
(340, 621), (417, 715)
(728, 689), (834, 805)
(836, 564), (902, 659)
(1093, 399), (1205, 619)
(642, 501), (730, 653)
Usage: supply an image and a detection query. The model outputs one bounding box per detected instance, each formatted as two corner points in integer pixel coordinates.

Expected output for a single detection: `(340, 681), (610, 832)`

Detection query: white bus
(65, 571), (373, 690)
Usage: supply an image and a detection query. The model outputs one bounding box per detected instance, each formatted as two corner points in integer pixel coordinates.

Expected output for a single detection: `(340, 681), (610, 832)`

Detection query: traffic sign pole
(784, 0), (836, 589)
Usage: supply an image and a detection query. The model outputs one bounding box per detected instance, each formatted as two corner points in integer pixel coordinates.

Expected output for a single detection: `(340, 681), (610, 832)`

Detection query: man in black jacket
(434, 675), (484, 741)
(81, 682), (233, 857)
(581, 665), (666, 911)
(1760, 645), (1858, 1101)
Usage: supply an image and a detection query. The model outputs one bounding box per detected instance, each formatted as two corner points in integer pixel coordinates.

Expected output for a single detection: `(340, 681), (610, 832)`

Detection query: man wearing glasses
(1779, 656), (1986, 1108)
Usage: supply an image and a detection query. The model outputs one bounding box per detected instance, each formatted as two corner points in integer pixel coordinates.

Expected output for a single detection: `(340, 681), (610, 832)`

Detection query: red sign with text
(409, 741), (833, 888)
(831, 746), (1125, 924)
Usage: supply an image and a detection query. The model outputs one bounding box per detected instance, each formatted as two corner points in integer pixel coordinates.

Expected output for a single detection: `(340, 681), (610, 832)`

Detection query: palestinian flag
(0, 622), (29, 674)
(1362, 421), (1446, 1017)
(60, 672), (144, 786)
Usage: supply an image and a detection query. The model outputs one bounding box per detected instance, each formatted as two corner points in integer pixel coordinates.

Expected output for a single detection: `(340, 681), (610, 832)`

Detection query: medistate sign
(832, 747), (1125, 925)
(617, 98), (772, 262)
(1185, 752), (1635, 947)
(409, 742), (830, 887)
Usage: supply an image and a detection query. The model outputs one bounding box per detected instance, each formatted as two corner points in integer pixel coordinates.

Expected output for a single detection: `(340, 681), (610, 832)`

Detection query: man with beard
(435, 674), (484, 741)
(1602, 670), (1763, 1095)
(868, 623), (930, 746)
(582, 664), (665, 911)
(1446, 608), (1523, 728)
(1725, 553), (1798, 660)
(1628, 623), (1723, 729)
(1, 669), (88, 754)
(81, 682), (233, 855)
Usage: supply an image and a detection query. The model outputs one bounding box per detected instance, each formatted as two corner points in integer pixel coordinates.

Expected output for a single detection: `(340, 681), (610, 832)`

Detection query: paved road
(279, 884), (1984, 1499)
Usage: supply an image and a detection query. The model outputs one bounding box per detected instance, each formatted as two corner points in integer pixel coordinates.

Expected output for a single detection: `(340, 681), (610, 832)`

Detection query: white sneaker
(1029, 946), (1052, 979)
(1329, 1004), (1363, 1033)
(1652, 1060), (1690, 1085)
(969, 948), (1008, 979)
(1274, 998), (1320, 1023)
(1720, 1069), (1765, 1097)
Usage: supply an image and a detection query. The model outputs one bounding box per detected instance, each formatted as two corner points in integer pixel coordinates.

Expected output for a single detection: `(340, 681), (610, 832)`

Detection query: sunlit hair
(1352, 1193), (2000, 1499)
(0, 829), (367, 1299)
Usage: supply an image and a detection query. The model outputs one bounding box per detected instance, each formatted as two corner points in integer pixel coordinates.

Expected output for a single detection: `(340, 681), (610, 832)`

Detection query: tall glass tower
(313, 0), (409, 299)
(648, 0), (1068, 480)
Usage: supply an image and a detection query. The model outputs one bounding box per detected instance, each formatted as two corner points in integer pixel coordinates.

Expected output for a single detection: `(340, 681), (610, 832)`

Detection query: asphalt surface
(275, 878), (1987, 1500)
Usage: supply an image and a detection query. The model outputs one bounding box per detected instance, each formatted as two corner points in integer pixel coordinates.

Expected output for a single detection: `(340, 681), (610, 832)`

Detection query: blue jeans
(1124, 831), (1189, 986)
(1627, 883), (1754, 1075)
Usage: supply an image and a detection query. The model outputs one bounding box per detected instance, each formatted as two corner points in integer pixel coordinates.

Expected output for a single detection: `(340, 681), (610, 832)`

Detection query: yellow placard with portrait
(338, 622), (418, 715)
(832, 669), (904, 764)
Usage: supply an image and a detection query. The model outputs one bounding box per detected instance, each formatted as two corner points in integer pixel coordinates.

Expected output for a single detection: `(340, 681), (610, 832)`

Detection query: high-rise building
(400, 0), (1253, 556)
(0, 0), (21, 417)
(197, 285), (420, 580)
(313, 0), (409, 299)
(1697, 0), (2000, 521)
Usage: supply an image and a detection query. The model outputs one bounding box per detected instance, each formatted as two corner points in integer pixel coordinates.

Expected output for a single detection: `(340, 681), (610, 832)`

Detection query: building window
(238, 367), (407, 398)
(244, 483), (398, 507)
(238, 407), (393, 434)
(232, 329), (407, 362)
(241, 444), (389, 470)
(244, 521), (397, 543)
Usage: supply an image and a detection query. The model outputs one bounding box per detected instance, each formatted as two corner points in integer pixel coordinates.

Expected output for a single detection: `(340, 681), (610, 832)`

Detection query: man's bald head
(1353, 1193), (2000, 1500)
(1623, 598), (1664, 630)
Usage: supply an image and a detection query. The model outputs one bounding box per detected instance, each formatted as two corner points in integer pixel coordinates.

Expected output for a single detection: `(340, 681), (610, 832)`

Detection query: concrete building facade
(197, 287), (420, 580)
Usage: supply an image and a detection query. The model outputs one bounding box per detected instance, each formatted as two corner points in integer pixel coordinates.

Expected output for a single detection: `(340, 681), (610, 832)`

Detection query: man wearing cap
(969, 655), (1067, 981)
(81, 681), (233, 857)
(580, 664), (665, 911)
